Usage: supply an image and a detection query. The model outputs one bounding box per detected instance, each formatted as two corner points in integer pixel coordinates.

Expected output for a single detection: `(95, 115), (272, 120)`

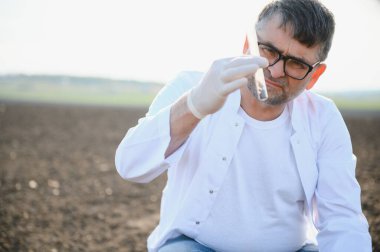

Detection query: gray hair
(257, 0), (335, 61)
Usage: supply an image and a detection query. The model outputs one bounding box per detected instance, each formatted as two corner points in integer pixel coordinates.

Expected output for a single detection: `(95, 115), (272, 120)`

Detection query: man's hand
(187, 56), (269, 119)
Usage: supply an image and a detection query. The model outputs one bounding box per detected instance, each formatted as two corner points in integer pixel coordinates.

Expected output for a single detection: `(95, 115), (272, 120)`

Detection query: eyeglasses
(258, 42), (320, 80)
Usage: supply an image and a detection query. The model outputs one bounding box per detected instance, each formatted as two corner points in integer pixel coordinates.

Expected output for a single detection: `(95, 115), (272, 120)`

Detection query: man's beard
(247, 75), (288, 105)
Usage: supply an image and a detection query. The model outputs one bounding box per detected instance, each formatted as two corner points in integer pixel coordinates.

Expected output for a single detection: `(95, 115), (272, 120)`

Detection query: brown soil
(0, 102), (379, 251)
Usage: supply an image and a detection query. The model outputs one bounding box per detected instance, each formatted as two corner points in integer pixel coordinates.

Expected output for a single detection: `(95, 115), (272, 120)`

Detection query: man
(115, 0), (372, 251)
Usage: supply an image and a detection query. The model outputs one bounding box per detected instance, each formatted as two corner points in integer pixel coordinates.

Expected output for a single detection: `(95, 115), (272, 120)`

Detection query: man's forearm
(164, 93), (200, 158)
(164, 56), (267, 158)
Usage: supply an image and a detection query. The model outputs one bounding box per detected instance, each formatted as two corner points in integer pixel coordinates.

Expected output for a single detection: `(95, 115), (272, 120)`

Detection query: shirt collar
(228, 89), (305, 133)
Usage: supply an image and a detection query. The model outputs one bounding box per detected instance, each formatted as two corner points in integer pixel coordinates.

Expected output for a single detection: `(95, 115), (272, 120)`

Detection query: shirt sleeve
(314, 103), (372, 251)
(115, 71), (201, 183)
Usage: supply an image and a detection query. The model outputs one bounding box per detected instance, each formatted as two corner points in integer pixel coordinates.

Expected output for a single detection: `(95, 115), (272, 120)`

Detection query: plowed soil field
(0, 102), (379, 251)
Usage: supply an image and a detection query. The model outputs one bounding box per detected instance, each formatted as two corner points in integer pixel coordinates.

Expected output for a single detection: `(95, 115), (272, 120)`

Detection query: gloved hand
(187, 56), (269, 119)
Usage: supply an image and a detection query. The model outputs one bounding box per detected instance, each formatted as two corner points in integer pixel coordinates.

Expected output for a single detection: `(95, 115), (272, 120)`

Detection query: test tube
(247, 32), (268, 101)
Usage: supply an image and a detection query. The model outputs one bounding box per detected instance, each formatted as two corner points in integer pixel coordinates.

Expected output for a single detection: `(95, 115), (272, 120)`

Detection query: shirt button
(196, 221), (200, 225)
(222, 157), (227, 161)
(209, 189), (214, 194)
(234, 122), (239, 127)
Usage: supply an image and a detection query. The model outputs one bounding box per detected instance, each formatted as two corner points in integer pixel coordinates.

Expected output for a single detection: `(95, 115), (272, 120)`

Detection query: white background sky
(0, 0), (379, 92)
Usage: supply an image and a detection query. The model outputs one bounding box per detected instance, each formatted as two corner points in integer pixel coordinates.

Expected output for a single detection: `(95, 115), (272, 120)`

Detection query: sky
(0, 0), (379, 92)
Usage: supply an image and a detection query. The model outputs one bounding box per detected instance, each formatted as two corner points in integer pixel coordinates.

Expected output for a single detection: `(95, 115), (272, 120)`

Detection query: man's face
(249, 14), (322, 105)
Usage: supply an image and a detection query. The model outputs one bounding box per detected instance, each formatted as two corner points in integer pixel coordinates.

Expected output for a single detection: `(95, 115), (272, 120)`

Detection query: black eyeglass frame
(257, 42), (321, 80)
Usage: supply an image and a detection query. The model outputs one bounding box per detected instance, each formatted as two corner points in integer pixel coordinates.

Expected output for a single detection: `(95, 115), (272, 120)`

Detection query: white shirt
(115, 71), (371, 252)
(196, 106), (307, 252)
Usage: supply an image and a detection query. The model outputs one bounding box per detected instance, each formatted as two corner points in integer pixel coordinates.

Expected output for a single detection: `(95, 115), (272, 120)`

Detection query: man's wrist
(186, 90), (205, 120)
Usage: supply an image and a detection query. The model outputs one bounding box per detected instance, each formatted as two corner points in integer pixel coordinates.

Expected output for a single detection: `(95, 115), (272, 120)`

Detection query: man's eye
(260, 46), (277, 57)
(288, 60), (308, 69)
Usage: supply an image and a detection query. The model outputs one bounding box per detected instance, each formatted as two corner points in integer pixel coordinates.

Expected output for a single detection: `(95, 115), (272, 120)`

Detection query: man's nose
(267, 60), (286, 79)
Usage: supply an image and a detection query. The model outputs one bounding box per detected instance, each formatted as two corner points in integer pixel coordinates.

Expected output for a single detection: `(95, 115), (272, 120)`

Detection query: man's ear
(306, 64), (326, 90)
(243, 35), (249, 55)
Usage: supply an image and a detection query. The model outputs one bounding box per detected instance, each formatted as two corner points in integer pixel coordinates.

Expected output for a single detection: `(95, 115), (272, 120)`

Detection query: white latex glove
(187, 56), (268, 119)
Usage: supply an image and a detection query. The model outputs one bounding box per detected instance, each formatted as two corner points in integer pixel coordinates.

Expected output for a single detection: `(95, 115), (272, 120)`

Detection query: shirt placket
(184, 114), (245, 238)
